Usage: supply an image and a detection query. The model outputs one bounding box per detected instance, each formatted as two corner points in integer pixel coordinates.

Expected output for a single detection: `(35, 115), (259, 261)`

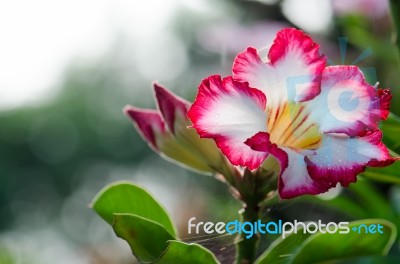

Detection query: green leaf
(155, 241), (220, 264)
(113, 213), (175, 263)
(300, 179), (399, 221)
(363, 162), (400, 184)
(335, 255), (400, 264)
(255, 219), (396, 264)
(255, 229), (312, 264)
(91, 181), (176, 236)
(382, 113), (400, 150)
(390, 0), (400, 62)
(342, 19), (398, 64)
(292, 219), (396, 264)
(349, 180), (397, 221)
(300, 194), (370, 219)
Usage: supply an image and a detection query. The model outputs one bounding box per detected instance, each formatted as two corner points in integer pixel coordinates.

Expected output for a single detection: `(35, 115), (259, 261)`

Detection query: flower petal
(244, 132), (322, 199)
(124, 106), (166, 150)
(153, 82), (191, 134)
(278, 148), (325, 199)
(124, 105), (228, 174)
(233, 28), (326, 105)
(376, 88), (391, 120)
(268, 28), (326, 101)
(188, 75), (268, 169)
(245, 131), (288, 171)
(307, 66), (390, 136)
(305, 130), (395, 189)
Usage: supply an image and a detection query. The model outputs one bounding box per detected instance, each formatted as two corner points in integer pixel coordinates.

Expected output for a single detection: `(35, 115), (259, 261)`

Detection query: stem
(235, 201), (261, 264)
(226, 168), (277, 263)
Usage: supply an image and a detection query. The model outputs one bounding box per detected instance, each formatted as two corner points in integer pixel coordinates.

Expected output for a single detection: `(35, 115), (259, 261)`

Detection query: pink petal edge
(187, 75), (268, 169)
(311, 66), (390, 137)
(305, 130), (396, 192)
(124, 105), (166, 149)
(233, 28), (326, 103)
(153, 82), (191, 134)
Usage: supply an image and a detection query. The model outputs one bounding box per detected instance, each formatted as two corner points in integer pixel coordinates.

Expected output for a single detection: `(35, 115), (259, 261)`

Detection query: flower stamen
(267, 102), (322, 150)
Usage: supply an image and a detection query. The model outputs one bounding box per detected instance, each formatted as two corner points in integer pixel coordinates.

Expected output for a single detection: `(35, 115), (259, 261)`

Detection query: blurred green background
(1, 0), (400, 263)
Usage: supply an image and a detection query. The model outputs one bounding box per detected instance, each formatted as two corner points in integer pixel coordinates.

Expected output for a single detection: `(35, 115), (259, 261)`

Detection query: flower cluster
(125, 28), (395, 199)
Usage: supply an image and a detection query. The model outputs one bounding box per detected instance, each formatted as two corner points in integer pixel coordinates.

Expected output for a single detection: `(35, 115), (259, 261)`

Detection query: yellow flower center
(267, 102), (322, 150)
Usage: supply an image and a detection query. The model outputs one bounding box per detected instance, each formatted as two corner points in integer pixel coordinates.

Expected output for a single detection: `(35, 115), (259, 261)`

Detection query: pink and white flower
(188, 28), (395, 199)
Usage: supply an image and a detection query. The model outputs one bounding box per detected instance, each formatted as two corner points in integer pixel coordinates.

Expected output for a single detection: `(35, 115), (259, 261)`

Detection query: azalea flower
(188, 28), (395, 199)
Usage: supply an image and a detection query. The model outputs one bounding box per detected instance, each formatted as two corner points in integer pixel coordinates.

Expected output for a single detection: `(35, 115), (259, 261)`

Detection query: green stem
(227, 168), (277, 263)
(235, 202), (261, 264)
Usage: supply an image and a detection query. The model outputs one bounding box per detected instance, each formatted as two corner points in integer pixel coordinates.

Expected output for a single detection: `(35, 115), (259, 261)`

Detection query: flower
(124, 83), (229, 175)
(188, 28), (395, 199)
